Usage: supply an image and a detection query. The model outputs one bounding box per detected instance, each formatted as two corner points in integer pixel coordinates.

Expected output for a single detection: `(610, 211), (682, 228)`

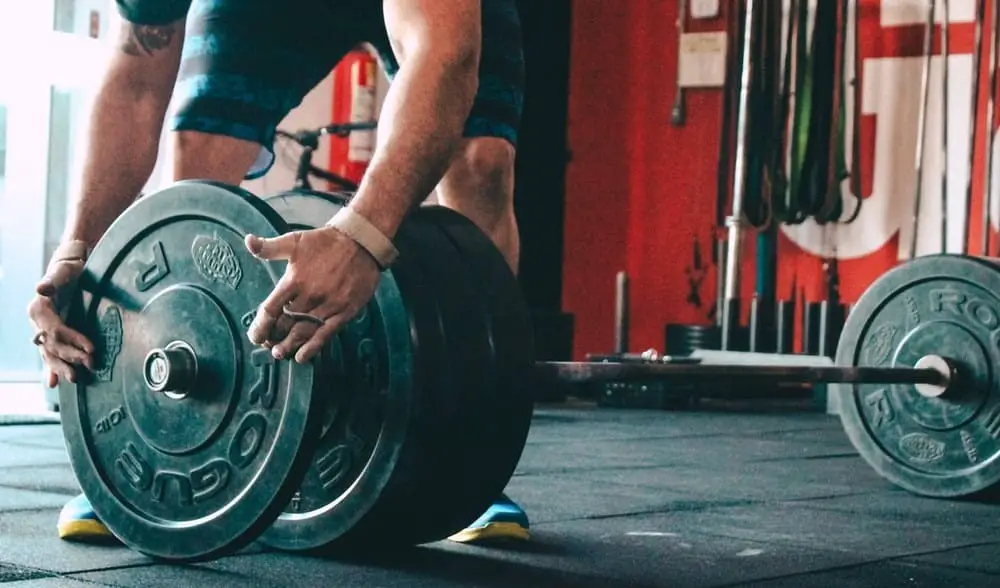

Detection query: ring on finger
(266, 315), (298, 344)
(281, 305), (327, 327)
(275, 320), (319, 353)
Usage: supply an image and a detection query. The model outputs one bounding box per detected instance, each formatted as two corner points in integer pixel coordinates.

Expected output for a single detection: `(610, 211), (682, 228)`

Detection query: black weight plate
(264, 189), (349, 231)
(258, 190), (450, 551)
(58, 181), (321, 561)
(414, 206), (534, 495)
(835, 254), (1000, 498)
(343, 219), (467, 547)
(382, 213), (505, 542)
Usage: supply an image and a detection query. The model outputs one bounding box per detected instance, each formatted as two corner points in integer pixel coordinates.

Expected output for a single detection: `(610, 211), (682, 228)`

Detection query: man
(28, 0), (529, 545)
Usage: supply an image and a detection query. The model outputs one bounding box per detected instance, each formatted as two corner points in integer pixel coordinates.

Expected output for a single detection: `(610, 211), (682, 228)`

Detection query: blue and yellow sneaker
(57, 494), (115, 542)
(57, 491), (529, 545)
(448, 494), (530, 544)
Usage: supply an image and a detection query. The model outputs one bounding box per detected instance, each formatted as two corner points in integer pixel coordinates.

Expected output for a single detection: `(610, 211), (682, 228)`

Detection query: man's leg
(433, 138), (519, 271)
(369, 0), (524, 269)
(58, 0), (358, 543)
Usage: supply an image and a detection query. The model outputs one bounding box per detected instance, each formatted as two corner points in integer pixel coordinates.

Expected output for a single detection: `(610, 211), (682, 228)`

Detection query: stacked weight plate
(58, 182), (535, 561)
(259, 190), (535, 551)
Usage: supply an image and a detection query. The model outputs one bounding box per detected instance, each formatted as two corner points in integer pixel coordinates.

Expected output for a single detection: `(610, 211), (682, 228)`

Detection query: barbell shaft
(535, 361), (951, 387)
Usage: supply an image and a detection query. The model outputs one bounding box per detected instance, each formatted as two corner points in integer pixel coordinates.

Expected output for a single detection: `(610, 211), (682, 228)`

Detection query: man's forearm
(62, 81), (167, 248)
(347, 49), (478, 238)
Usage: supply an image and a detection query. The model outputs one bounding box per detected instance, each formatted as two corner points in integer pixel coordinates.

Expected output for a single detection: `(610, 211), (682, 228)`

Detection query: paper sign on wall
(690, 0), (720, 19)
(677, 31), (727, 88)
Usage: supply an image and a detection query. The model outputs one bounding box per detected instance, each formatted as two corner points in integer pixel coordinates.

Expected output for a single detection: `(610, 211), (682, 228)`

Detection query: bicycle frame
(275, 121), (377, 191)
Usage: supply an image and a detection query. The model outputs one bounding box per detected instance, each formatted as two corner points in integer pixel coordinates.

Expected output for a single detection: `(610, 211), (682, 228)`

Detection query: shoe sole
(58, 519), (115, 542)
(447, 522), (530, 544)
(57, 518), (531, 545)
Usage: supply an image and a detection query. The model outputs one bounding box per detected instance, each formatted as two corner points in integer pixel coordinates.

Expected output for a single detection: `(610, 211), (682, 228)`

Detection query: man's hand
(27, 248), (95, 388)
(244, 226), (382, 363)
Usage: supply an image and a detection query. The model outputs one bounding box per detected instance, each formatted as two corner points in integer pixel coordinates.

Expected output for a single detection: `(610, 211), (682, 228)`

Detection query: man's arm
(345, 0), (482, 239)
(62, 13), (186, 247)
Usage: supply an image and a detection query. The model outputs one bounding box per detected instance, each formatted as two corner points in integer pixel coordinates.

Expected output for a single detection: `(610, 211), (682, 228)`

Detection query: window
(0, 102), (7, 286)
(0, 103), (7, 177)
(45, 85), (91, 265)
(54, 0), (112, 39)
(0, 1), (116, 394)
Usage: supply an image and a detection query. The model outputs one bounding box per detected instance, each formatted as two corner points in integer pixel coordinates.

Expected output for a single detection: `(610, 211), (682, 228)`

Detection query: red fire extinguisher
(327, 46), (379, 190)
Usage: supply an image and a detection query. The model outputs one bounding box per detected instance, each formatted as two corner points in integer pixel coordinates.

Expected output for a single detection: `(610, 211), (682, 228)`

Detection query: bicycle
(273, 121), (377, 192)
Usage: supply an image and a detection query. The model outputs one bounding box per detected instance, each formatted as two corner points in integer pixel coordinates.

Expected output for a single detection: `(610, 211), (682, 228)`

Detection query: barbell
(57, 180), (1000, 563)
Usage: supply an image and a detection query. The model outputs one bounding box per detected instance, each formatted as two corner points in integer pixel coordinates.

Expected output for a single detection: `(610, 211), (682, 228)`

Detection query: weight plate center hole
(913, 354), (957, 399)
(891, 320), (991, 432)
(126, 282), (242, 457)
(143, 341), (198, 399)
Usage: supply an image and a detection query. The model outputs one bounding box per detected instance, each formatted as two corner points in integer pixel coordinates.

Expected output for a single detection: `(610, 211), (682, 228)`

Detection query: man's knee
(437, 137), (520, 270)
(450, 137), (516, 207)
(171, 131), (263, 185)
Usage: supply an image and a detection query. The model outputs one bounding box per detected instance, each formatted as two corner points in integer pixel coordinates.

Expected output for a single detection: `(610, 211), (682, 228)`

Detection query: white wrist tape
(325, 207), (399, 270)
(52, 240), (91, 263)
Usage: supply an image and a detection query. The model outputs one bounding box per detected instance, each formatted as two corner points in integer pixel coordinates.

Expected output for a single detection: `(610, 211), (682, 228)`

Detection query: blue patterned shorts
(145, 0), (525, 178)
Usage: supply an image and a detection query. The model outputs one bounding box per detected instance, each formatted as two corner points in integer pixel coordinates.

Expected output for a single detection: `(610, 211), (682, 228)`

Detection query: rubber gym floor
(1, 399), (998, 588)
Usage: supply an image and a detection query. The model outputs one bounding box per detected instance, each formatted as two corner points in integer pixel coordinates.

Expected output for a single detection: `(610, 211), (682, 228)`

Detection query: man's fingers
(272, 295), (352, 362)
(247, 307), (279, 346)
(245, 232), (299, 261)
(49, 330), (93, 369)
(259, 272), (303, 319)
(247, 271), (301, 344)
(267, 315), (298, 346)
(40, 350), (76, 384)
(36, 260), (83, 296)
(272, 322), (318, 361)
(296, 318), (347, 364)
(55, 326), (94, 356)
(29, 298), (94, 362)
(27, 296), (59, 326)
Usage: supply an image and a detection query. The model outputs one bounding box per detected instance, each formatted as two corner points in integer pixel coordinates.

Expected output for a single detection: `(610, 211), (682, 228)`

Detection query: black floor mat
(0, 563), (54, 583)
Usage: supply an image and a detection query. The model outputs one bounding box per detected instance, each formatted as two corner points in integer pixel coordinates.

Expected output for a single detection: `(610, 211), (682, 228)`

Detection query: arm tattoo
(121, 23), (177, 56)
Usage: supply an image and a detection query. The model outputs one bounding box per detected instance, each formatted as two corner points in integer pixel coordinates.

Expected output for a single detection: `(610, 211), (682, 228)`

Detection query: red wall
(562, 0), (994, 359)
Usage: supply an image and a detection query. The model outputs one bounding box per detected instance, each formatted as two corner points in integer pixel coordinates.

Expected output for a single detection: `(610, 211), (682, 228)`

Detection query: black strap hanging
(799, 0), (839, 220)
(771, 0), (801, 224)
